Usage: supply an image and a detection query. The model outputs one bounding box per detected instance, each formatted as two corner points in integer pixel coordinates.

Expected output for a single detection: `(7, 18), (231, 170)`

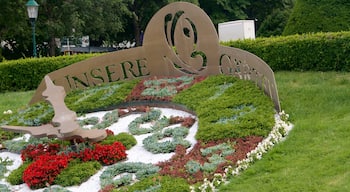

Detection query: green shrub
(283, 0), (350, 35)
(0, 54), (98, 92)
(65, 79), (139, 113)
(54, 160), (101, 187)
(173, 75), (275, 141)
(224, 31), (350, 71)
(118, 175), (190, 192)
(100, 132), (137, 149)
(0, 157), (13, 179)
(6, 161), (31, 185)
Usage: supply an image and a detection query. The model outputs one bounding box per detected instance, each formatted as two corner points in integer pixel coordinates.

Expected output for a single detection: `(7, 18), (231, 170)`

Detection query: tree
(120, 0), (199, 47)
(199, 0), (250, 26)
(0, 0), (32, 59)
(256, 0), (295, 37)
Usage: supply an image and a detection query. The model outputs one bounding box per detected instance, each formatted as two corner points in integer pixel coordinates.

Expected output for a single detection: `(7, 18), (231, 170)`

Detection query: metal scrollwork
(163, 11), (207, 74)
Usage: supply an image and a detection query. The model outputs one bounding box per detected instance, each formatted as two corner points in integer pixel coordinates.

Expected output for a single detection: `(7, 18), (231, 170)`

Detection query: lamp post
(26, 0), (39, 57)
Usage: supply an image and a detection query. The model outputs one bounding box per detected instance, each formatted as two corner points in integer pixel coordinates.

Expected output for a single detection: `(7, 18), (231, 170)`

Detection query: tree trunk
(49, 36), (57, 56)
(132, 12), (141, 47)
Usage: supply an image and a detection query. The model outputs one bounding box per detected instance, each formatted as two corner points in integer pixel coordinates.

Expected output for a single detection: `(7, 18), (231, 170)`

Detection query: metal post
(30, 18), (37, 57)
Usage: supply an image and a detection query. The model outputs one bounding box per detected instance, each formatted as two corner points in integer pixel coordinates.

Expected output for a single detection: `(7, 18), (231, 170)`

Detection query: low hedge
(222, 31), (350, 71)
(0, 54), (98, 92)
(1, 32), (349, 92)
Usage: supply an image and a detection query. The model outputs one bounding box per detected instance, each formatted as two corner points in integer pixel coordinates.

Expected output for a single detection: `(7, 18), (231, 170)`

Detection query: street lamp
(26, 0), (39, 57)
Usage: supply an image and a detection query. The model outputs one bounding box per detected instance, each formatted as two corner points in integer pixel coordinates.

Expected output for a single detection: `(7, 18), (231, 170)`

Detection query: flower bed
(0, 75), (292, 192)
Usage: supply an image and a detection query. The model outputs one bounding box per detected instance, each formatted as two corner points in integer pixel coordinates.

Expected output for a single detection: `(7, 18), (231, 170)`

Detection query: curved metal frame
(29, 2), (280, 112)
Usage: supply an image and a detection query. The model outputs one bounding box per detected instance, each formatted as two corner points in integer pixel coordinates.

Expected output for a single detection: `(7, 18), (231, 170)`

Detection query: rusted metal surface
(1, 76), (107, 142)
(28, 2), (280, 112)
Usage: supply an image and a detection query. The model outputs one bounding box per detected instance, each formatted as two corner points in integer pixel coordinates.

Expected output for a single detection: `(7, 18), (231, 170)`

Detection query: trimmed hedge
(223, 31), (350, 71)
(283, 0), (350, 35)
(0, 54), (98, 92)
(2, 31), (349, 93)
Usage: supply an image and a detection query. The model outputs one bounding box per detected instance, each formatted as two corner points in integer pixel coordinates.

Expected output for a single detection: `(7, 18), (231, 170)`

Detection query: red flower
(23, 154), (70, 189)
(92, 142), (127, 165)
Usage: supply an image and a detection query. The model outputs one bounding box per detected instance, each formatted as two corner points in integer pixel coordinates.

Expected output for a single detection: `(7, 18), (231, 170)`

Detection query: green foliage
(92, 110), (119, 129)
(219, 72), (350, 191)
(199, 0), (250, 25)
(257, 8), (292, 37)
(65, 79), (139, 113)
(185, 142), (235, 175)
(1, 80), (138, 129)
(0, 184), (11, 192)
(128, 109), (163, 135)
(224, 31), (350, 71)
(143, 127), (191, 153)
(54, 160), (102, 187)
(6, 161), (31, 185)
(3, 136), (54, 154)
(42, 186), (72, 192)
(118, 175), (191, 192)
(0, 54), (97, 92)
(100, 132), (137, 150)
(283, 0), (350, 35)
(173, 75), (275, 141)
(0, 102), (53, 127)
(100, 162), (160, 188)
(0, 157), (13, 179)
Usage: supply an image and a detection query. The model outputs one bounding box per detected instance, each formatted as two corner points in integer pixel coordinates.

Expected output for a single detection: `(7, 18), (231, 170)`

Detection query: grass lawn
(0, 91), (34, 118)
(220, 71), (350, 191)
(0, 72), (349, 191)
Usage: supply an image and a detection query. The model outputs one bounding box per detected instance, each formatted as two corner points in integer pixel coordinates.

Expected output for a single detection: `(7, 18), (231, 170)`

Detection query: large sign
(30, 2), (280, 111)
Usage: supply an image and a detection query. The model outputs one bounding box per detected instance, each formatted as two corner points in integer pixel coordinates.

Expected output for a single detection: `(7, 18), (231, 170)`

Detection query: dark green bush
(223, 31), (350, 71)
(283, 0), (350, 35)
(0, 54), (98, 92)
(100, 132), (137, 149)
(54, 160), (101, 187)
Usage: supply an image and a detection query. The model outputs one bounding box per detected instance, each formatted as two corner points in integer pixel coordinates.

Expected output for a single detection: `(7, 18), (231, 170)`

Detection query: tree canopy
(1, 0), (291, 60)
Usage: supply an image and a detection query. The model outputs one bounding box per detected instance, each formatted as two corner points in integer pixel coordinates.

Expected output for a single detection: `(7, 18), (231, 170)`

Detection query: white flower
(3, 110), (13, 115)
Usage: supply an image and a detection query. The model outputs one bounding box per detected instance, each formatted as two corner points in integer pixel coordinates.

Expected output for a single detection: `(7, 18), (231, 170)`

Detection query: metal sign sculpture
(2, 2), (281, 142)
(29, 2), (280, 112)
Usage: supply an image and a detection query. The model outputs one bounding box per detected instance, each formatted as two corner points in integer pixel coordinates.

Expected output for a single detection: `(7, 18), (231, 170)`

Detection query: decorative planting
(0, 75), (292, 192)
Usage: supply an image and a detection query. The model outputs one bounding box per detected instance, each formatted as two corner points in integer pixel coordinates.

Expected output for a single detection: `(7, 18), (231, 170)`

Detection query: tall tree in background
(256, 0), (295, 37)
(199, 0), (250, 26)
(38, 0), (129, 55)
(1, 0), (294, 59)
(0, 0), (32, 59)
(122, 0), (199, 47)
(37, 0), (74, 56)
